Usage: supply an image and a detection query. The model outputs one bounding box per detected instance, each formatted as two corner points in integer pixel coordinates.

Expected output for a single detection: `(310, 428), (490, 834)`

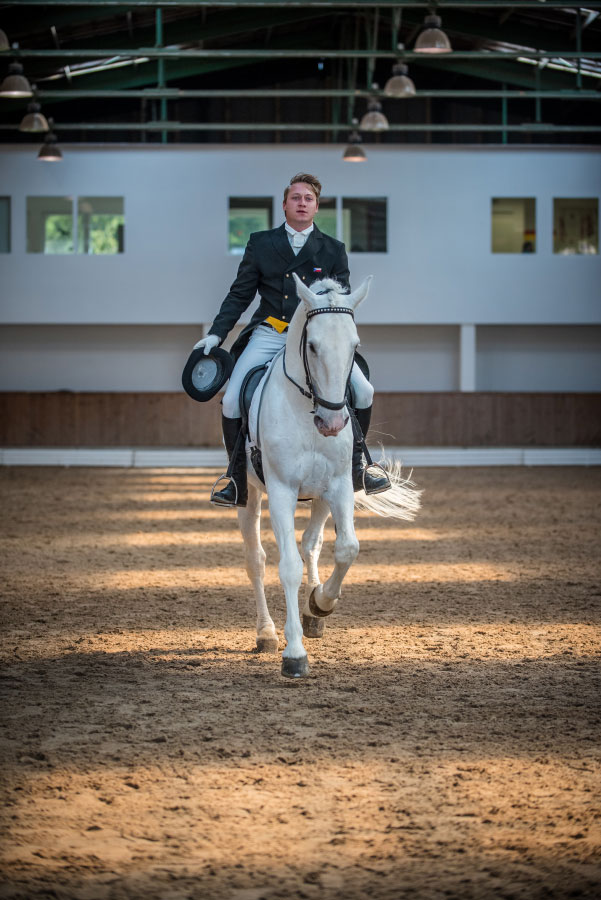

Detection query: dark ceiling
(1, 1), (600, 146)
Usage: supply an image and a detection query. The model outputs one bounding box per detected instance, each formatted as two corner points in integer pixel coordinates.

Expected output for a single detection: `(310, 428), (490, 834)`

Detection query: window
(491, 198), (536, 253)
(553, 198), (598, 255)
(27, 196), (125, 254)
(229, 197), (272, 254)
(77, 196), (124, 254)
(0, 197), (9, 253)
(314, 197), (337, 239)
(27, 196), (73, 254)
(342, 198), (387, 252)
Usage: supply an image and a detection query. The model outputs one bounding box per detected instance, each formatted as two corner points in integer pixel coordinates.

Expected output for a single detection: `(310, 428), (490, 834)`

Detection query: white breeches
(222, 324), (374, 419)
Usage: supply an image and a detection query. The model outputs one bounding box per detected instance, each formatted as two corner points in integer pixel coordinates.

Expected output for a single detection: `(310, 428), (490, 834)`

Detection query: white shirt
(285, 222), (314, 255)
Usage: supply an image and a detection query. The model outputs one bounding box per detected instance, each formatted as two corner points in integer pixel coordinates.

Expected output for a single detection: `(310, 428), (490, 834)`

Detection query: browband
(306, 306), (355, 320)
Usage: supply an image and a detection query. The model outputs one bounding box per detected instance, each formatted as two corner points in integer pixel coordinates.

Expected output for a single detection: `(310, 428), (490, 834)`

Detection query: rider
(193, 172), (391, 508)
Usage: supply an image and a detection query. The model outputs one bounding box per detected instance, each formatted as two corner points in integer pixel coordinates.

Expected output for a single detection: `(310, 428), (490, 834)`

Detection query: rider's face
(283, 183), (319, 231)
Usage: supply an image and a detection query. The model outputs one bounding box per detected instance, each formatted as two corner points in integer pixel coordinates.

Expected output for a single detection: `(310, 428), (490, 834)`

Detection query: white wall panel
(0, 323), (459, 392)
(476, 326), (601, 392)
(0, 145), (599, 327)
(0, 325), (199, 391)
(357, 325), (459, 391)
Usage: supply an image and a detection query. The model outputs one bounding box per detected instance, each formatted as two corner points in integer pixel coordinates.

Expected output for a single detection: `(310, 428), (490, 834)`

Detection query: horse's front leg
(268, 482), (309, 678)
(237, 481), (278, 653)
(307, 479), (359, 618)
(301, 498), (330, 638)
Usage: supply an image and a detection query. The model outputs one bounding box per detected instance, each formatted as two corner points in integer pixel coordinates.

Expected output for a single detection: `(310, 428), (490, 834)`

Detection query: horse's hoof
(281, 656), (310, 679)
(255, 637), (279, 653)
(302, 614), (325, 638)
(308, 586), (337, 619)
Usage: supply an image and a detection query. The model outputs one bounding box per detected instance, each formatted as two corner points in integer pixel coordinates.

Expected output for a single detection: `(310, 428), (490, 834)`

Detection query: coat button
(284, 295), (288, 299)
(302, 276), (306, 280)
(286, 273), (289, 277)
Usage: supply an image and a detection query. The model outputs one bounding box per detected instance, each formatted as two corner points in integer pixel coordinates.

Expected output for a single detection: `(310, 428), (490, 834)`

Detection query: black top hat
(182, 347), (234, 402)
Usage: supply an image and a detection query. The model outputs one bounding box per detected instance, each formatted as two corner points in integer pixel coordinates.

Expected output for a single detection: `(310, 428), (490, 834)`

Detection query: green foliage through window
(78, 214), (124, 254)
(44, 214), (74, 254)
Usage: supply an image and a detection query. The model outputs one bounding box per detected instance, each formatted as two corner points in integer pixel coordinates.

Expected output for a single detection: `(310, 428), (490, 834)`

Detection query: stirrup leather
(210, 472), (238, 506)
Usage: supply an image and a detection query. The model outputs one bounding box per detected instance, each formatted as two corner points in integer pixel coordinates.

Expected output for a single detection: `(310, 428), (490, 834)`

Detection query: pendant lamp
(0, 61), (33, 97)
(19, 99), (49, 133)
(384, 63), (416, 98)
(37, 121), (63, 162)
(359, 95), (389, 132)
(342, 130), (367, 162)
(414, 14), (452, 54)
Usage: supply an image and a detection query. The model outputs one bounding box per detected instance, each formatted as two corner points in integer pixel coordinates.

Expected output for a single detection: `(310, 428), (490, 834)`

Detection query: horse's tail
(354, 452), (422, 520)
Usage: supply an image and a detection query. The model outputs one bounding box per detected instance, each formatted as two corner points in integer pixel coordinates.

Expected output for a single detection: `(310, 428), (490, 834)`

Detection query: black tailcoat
(208, 223), (350, 359)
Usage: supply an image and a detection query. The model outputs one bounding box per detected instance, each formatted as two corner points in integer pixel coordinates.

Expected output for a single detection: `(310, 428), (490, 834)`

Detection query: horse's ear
(346, 275), (373, 310)
(292, 272), (316, 309)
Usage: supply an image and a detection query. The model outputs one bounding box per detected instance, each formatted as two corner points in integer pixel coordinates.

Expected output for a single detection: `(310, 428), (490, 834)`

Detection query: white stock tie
(292, 232), (306, 249)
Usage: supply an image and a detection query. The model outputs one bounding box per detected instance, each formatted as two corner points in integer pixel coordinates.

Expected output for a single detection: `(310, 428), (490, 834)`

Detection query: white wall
(477, 326), (601, 392)
(359, 325), (459, 391)
(4, 321), (599, 393)
(0, 144), (600, 393)
(0, 323), (460, 392)
(0, 325), (199, 391)
(1, 145), (600, 326)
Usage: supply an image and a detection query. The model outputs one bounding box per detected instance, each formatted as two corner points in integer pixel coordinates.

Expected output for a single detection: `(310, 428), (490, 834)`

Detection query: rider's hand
(193, 334), (220, 355)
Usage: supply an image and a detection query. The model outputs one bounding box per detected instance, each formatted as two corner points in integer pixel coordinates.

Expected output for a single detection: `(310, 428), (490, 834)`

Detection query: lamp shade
(0, 61), (33, 97)
(343, 132), (367, 162)
(359, 98), (389, 132)
(414, 14), (452, 54)
(19, 101), (49, 133)
(384, 63), (416, 98)
(0, 29), (9, 51)
(37, 131), (63, 162)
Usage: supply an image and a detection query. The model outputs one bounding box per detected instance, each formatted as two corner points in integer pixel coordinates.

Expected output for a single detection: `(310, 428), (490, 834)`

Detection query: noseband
(282, 304), (355, 412)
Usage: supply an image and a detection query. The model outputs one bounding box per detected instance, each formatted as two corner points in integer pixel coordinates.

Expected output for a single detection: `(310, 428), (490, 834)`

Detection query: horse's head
(292, 273), (372, 437)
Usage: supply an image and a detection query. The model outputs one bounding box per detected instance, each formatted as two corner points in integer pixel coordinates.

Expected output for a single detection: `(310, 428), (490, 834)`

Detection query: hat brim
(182, 346), (234, 402)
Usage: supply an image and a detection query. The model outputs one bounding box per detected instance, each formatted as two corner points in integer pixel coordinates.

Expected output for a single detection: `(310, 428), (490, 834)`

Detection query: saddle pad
(240, 364), (268, 423)
(248, 348), (284, 449)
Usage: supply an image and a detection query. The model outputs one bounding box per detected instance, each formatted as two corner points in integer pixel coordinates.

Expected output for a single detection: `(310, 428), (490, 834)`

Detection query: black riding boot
(211, 415), (248, 508)
(352, 406), (392, 495)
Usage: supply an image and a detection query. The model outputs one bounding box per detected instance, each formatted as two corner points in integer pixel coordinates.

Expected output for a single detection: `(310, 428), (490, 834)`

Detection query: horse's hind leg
(301, 498), (330, 638)
(308, 482), (359, 618)
(238, 482), (278, 653)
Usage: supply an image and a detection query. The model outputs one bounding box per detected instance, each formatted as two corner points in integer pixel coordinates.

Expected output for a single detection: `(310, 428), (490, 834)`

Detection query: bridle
(282, 304), (355, 413)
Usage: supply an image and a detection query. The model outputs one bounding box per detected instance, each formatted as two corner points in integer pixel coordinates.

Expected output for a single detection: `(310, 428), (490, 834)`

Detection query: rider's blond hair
(284, 173), (322, 203)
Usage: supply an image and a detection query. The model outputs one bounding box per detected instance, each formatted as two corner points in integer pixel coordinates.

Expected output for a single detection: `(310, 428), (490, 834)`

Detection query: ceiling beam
(3, 121), (600, 132)
(4, 1), (601, 8)
(31, 89), (601, 99)
(6, 49), (601, 60)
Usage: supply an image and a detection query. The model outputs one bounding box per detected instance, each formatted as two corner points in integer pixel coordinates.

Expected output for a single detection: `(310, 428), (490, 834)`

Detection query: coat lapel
(271, 223), (295, 265)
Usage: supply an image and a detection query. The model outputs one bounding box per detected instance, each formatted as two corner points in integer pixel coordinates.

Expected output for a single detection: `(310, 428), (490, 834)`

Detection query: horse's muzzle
(314, 412), (349, 437)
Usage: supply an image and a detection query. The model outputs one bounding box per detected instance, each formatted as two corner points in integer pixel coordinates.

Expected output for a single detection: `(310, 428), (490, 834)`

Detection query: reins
(282, 304), (355, 413)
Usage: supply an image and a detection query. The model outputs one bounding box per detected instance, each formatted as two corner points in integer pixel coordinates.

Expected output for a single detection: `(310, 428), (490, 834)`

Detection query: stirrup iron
(210, 473), (238, 507)
(361, 461), (391, 495)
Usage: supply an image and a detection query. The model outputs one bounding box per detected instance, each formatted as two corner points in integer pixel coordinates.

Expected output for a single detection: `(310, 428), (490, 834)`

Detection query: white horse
(237, 274), (421, 678)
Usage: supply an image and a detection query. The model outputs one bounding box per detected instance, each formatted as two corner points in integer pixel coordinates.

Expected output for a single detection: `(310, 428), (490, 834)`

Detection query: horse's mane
(308, 278), (349, 307)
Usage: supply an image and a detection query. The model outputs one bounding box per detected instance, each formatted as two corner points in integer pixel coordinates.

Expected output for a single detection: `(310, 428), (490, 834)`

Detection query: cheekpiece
(182, 346), (234, 402)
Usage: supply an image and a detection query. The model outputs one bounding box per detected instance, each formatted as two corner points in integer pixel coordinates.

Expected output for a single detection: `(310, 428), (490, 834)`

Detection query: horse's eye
(308, 342), (317, 354)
